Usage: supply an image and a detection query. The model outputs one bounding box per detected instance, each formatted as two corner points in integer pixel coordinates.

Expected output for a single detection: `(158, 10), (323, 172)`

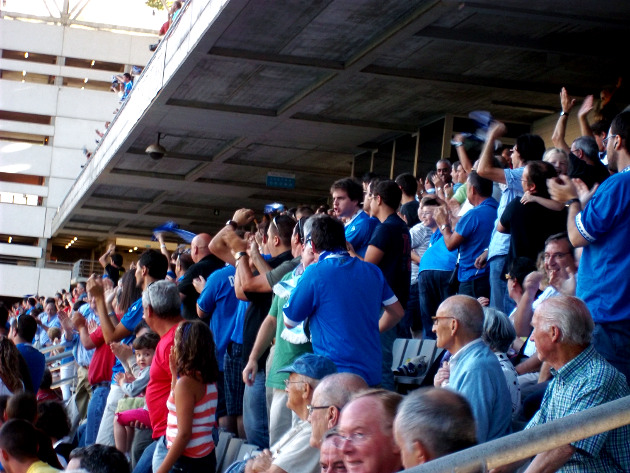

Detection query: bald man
(178, 232), (224, 319)
(433, 295), (512, 442)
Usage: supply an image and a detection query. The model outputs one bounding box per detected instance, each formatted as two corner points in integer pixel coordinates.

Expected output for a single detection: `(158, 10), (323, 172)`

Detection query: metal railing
(40, 342), (78, 389)
(406, 395), (630, 473)
(71, 259), (103, 282)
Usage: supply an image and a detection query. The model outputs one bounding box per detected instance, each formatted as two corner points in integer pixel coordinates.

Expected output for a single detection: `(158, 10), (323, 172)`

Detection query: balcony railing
(71, 259), (103, 282)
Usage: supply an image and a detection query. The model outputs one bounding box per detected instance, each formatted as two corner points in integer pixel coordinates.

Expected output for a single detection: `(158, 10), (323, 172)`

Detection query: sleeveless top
(166, 382), (217, 458)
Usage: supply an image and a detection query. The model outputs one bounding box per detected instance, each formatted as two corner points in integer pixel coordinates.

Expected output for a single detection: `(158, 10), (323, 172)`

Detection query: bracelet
(453, 142), (463, 147)
(564, 198), (580, 208)
(560, 111), (569, 117)
(108, 311), (116, 318)
(160, 244), (167, 249)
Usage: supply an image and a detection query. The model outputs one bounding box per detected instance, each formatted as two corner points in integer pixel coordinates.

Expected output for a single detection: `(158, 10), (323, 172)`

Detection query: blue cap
(277, 353), (337, 380)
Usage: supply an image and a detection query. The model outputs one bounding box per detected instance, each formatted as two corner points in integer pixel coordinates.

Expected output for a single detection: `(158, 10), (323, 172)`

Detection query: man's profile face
(394, 419), (421, 469)
(530, 309), (553, 363)
(135, 262), (144, 288)
(432, 305), (454, 351)
(332, 189), (357, 219)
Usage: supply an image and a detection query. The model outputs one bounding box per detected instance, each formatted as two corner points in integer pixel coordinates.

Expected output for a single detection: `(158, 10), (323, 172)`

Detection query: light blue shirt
(488, 167), (524, 260)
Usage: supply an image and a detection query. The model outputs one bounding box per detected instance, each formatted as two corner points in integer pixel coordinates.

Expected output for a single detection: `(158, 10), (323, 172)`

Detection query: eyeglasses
(283, 379), (305, 388)
(331, 432), (369, 449)
(432, 316), (455, 325)
(307, 404), (336, 417)
(544, 252), (569, 260)
(603, 134), (618, 147)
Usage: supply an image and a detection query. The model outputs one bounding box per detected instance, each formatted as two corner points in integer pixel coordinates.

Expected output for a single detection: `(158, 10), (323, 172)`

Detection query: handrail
(405, 395), (630, 473)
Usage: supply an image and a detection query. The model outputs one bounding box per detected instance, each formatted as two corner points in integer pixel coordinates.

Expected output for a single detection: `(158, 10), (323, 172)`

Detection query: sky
(2, 0), (167, 31)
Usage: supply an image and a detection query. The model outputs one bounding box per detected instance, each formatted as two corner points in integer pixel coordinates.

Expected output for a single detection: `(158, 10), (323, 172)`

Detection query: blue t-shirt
(419, 229), (458, 273)
(576, 166), (630, 323)
(345, 210), (377, 258)
(455, 198), (499, 281)
(230, 300), (249, 345)
(488, 167), (524, 260)
(16, 343), (45, 392)
(197, 265), (239, 371)
(111, 297), (144, 383)
(283, 252), (397, 386)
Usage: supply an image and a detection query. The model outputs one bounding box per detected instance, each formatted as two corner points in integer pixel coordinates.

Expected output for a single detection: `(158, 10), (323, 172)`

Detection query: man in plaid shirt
(512, 296), (629, 472)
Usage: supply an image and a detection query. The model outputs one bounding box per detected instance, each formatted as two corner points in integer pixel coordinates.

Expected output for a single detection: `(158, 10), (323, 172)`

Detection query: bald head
(310, 373), (368, 448)
(191, 233), (211, 263)
(441, 295), (484, 339)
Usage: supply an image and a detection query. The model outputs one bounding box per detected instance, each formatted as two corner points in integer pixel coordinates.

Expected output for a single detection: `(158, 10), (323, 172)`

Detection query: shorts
(223, 342), (245, 416)
(215, 371), (227, 419)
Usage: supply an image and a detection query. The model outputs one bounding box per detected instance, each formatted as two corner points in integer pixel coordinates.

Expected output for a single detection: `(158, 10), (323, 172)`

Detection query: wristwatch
(560, 111), (569, 117)
(235, 251), (247, 261)
(564, 198), (580, 208)
(440, 224), (450, 231)
(226, 219), (238, 229)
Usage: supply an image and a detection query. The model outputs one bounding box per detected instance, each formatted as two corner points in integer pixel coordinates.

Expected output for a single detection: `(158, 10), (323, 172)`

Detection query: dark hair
(269, 214), (296, 247)
(133, 319), (150, 335)
(420, 196), (439, 207)
(174, 321), (219, 384)
(425, 171), (436, 187)
(507, 257), (537, 286)
(123, 72), (132, 81)
(36, 401), (70, 440)
(545, 232), (574, 257)
(132, 332), (159, 351)
(591, 119), (610, 135)
(0, 419), (39, 461)
(17, 315), (37, 343)
(467, 171), (493, 198)
(0, 395), (9, 420)
(526, 161), (556, 199)
(6, 392), (37, 422)
(372, 180), (402, 210)
(111, 253), (123, 267)
(72, 300), (87, 312)
(611, 111), (630, 146)
(69, 445), (130, 473)
(331, 178), (364, 203)
(28, 297), (37, 307)
(40, 369), (53, 390)
(177, 252), (194, 272)
(296, 206), (314, 218)
(309, 214), (346, 253)
(294, 216), (309, 244)
(45, 298), (55, 307)
(361, 172), (378, 184)
(395, 173), (418, 197)
(138, 249), (168, 280)
(0, 338), (24, 394)
(516, 134), (545, 163)
(77, 282), (86, 291)
(118, 270), (143, 314)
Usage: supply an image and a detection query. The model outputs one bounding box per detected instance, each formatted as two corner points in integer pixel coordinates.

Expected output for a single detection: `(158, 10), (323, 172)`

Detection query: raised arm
(99, 243), (116, 269)
(453, 133), (474, 173)
(477, 122), (508, 184)
(577, 95), (595, 138)
(551, 87), (575, 154)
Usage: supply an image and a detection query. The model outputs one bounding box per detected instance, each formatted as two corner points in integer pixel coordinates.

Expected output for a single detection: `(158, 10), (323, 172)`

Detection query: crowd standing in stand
(1, 87), (630, 473)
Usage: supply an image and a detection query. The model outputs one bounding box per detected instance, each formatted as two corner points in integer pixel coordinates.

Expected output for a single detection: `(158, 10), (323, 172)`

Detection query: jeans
(459, 273), (490, 299)
(85, 385), (110, 446)
(96, 384), (124, 446)
(592, 321), (630, 384)
(60, 362), (76, 401)
(399, 282), (419, 337)
(133, 439), (157, 473)
(152, 436), (168, 473)
(418, 270), (453, 339)
(489, 255), (508, 312)
(380, 325), (396, 390)
(243, 370), (269, 449)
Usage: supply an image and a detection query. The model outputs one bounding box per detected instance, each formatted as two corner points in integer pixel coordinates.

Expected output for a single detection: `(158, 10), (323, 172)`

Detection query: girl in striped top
(156, 320), (219, 473)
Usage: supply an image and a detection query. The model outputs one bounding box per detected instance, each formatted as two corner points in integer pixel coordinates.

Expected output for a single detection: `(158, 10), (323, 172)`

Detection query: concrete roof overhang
(52, 0), (630, 240)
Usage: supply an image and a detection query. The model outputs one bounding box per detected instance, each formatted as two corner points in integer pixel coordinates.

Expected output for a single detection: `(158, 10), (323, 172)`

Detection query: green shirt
(266, 271), (313, 390)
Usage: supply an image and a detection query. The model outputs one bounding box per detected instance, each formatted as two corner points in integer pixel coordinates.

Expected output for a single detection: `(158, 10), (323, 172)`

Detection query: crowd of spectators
(1, 87), (629, 473)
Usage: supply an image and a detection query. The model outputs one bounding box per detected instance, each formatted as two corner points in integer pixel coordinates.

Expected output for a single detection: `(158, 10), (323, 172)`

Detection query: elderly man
(433, 295), (512, 442)
(394, 388), (477, 468)
(319, 432), (346, 473)
(336, 389), (403, 473)
(496, 296), (630, 473)
(242, 353), (337, 473)
(309, 373), (368, 448)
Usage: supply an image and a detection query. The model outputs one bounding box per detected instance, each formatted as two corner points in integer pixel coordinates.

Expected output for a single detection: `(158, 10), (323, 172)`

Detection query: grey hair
(436, 159), (452, 169)
(313, 372), (368, 409)
(394, 388), (477, 457)
(536, 296), (593, 345)
(482, 307), (516, 353)
(572, 136), (599, 162)
(303, 216), (314, 241)
(142, 280), (180, 319)
(543, 147), (569, 163)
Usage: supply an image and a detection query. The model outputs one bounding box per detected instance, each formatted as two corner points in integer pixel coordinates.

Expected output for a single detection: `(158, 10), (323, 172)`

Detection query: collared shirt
(345, 209), (377, 258)
(527, 345), (630, 472)
(574, 165), (630, 323)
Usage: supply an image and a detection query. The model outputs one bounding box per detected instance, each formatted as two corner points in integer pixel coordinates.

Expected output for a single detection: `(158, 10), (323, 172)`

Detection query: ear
(327, 406), (340, 428)
(410, 440), (430, 464)
(550, 325), (561, 343)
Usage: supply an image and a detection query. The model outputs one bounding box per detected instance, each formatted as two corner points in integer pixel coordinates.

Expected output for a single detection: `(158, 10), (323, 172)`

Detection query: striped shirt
(166, 382), (217, 458)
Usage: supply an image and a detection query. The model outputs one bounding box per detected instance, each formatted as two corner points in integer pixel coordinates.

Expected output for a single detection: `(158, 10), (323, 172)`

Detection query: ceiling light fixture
(145, 132), (167, 160)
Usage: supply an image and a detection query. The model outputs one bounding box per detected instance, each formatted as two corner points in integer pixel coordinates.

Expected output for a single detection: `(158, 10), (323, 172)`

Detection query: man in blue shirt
(432, 295), (512, 442)
(283, 214), (404, 387)
(14, 315), (45, 393)
(197, 264), (239, 432)
(331, 177), (376, 258)
(34, 299), (61, 348)
(434, 171), (498, 299)
(549, 111), (630, 382)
